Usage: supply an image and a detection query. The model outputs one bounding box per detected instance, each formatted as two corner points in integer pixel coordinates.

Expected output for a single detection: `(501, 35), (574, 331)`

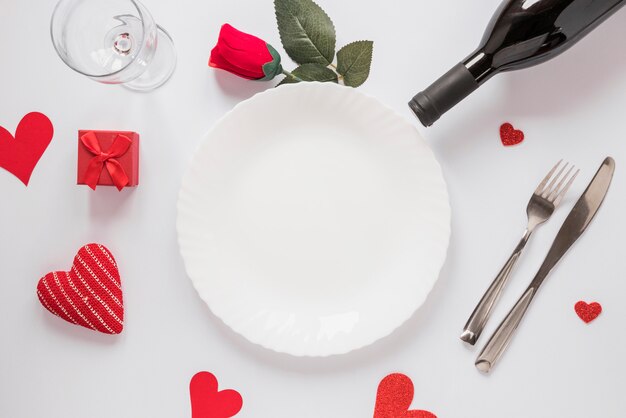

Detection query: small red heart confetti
(0, 112), (54, 185)
(36, 243), (123, 334)
(190, 372), (243, 418)
(500, 122), (524, 146)
(374, 373), (437, 418)
(575, 301), (602, 323)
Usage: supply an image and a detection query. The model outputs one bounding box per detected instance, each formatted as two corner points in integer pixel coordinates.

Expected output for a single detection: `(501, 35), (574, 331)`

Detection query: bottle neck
(463, 49), (497, 85)
(408, 62), (479, 127)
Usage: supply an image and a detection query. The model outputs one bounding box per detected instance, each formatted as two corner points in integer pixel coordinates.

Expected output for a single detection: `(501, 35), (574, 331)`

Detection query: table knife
(475, 157), (615, 373)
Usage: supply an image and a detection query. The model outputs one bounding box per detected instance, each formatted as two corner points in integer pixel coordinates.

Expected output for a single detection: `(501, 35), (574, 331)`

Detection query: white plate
(177, 83), (450, 357)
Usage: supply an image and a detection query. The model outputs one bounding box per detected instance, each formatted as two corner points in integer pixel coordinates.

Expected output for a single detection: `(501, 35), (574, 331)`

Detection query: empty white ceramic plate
(177, 83), (450, 357)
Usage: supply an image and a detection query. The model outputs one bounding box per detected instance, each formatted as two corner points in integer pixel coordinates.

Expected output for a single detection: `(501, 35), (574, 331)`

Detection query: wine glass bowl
(51, 0), (176, 90)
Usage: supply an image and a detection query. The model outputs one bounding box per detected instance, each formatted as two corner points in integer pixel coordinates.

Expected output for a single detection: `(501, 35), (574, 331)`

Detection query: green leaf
(274, 0), (336, 66)
(292, 64), (338, 82)
(336, 41), (373, 87)
(277, 63), (338, 86)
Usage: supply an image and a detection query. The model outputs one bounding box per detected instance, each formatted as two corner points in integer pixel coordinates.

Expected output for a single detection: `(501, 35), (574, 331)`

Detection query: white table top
(1, 1), (625, 417)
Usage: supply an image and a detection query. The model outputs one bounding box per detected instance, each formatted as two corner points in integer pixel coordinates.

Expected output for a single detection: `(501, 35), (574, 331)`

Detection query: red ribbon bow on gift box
(80, 131), (131, 191)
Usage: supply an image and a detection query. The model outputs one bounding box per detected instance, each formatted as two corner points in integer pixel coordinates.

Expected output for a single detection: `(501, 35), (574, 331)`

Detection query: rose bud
(209, 24), (283, 80)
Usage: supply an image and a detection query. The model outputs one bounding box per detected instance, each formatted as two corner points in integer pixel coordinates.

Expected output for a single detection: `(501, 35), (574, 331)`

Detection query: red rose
(209, 24), (283, 80)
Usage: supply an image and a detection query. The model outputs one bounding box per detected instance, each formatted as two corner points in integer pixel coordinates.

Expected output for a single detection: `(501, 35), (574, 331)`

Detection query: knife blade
(476, 157), (615, 373)
(531, 156), (615, 286)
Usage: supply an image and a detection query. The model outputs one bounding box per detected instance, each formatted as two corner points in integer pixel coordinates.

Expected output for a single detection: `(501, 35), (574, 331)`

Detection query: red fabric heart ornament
(500, 122), (524, 146)
(575, 301), (602, 323)
(0, 112), (53, 185)
(374, 373), (437, 418)
(36, 244), (123, 334)
(190, 372), (243, 418)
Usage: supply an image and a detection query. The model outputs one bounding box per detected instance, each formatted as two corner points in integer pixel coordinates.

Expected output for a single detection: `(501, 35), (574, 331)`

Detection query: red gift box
(77, 130), (139, 190)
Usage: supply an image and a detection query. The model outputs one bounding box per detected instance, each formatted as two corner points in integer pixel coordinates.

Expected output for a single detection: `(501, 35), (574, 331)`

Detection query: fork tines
(535, 160), (580, 206)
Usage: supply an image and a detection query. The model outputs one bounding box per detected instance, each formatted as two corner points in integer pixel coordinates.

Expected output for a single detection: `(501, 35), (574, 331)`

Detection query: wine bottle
(409, 0), (626, 127)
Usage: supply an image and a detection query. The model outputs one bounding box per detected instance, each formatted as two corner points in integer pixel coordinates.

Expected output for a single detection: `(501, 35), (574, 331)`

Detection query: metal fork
(460, 160), (579, 345)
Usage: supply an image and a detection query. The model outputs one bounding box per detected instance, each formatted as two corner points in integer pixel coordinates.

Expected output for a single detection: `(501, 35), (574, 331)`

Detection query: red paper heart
(500, 122), (524, 146)
(575, 301), (602, 323)
(0, 112), (53, 185)
(190, 372), (243, 418)
(374, 374), (437, 418)
(36, 244), (123, 334)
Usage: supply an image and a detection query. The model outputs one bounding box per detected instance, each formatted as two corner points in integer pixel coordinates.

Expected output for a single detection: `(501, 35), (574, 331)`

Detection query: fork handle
(460, 230), (531, 345)
(475, 285), (537, 373)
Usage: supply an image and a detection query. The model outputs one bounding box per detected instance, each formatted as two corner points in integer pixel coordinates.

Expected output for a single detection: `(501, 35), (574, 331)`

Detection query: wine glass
(51, 0), (176, 91)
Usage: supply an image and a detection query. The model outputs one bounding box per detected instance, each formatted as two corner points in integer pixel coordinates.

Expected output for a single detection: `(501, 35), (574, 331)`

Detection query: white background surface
(1, 0), (625, 417)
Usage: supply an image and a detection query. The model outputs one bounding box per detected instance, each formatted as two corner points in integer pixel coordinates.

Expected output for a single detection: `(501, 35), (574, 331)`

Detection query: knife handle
(475, 285), (537, 373)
